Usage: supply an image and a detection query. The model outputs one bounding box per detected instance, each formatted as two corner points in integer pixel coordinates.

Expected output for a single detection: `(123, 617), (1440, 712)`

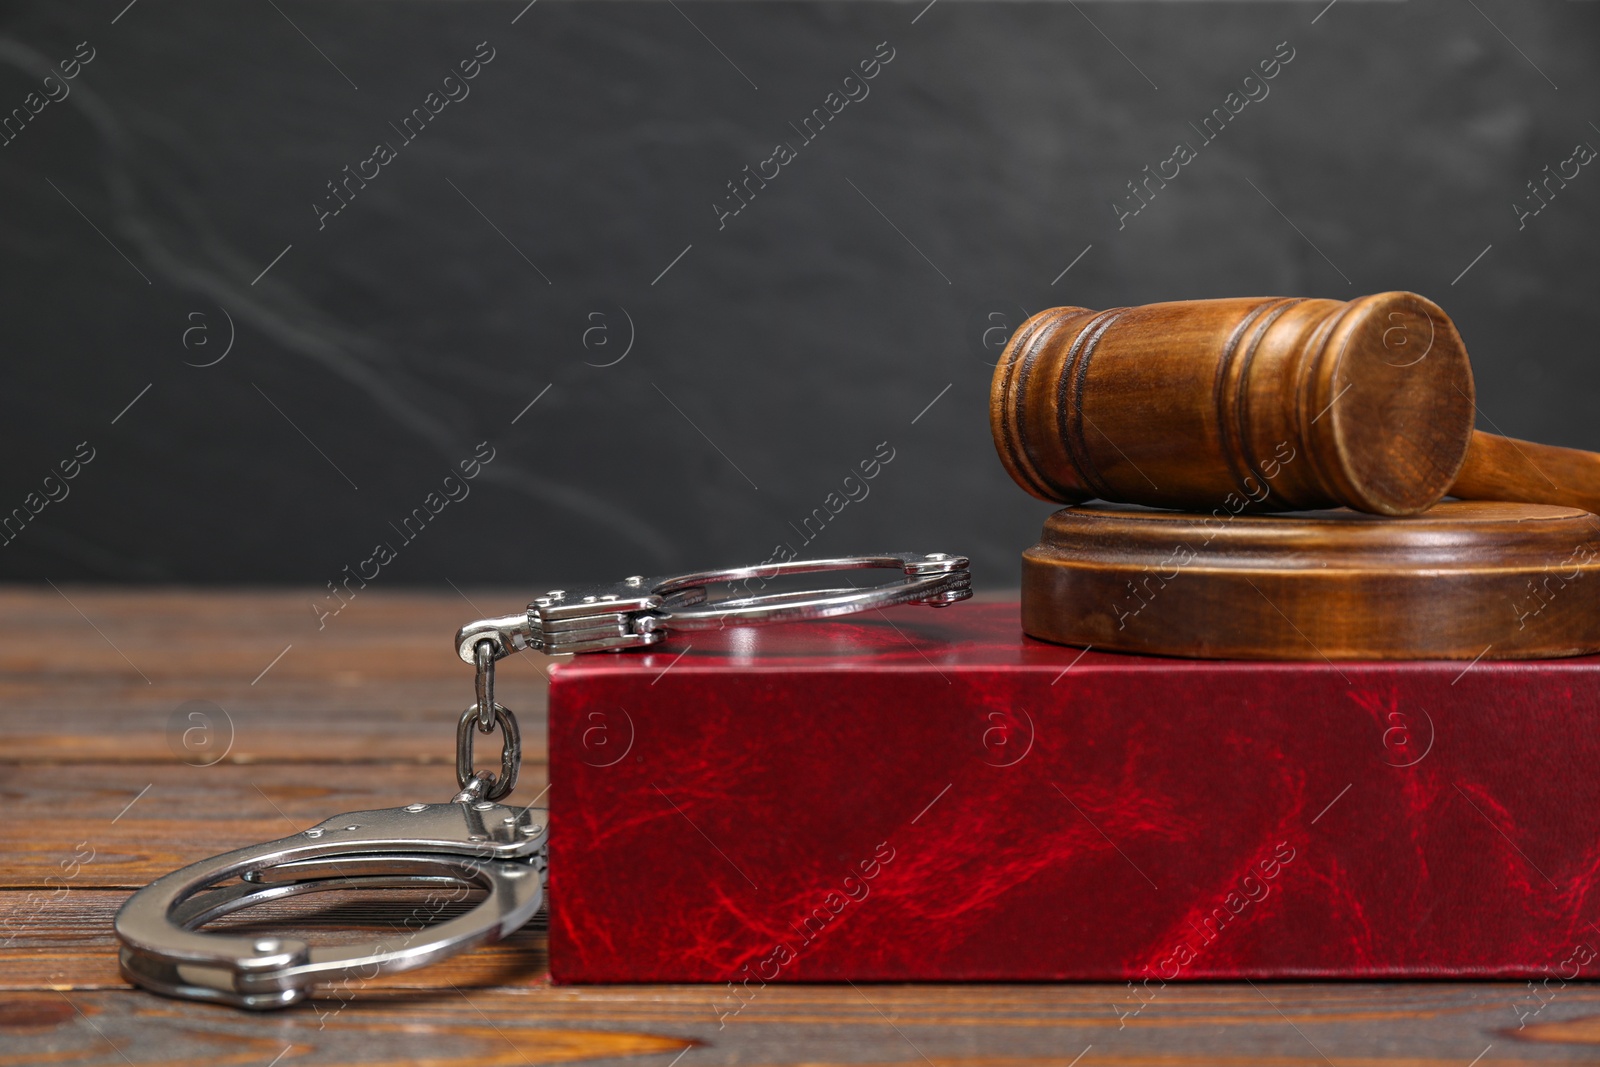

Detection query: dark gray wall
(1, 0), (1596, 590)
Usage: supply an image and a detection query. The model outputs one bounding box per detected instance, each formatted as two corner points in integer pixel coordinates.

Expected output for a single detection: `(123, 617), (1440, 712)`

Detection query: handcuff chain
(459, 639), (519, 801)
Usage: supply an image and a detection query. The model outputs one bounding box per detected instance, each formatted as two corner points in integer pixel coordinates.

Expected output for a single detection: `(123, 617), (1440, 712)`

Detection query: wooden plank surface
(0, 761), (549, 885)
(0, 586), (553, 762)
(3, 587), (1600, 1066)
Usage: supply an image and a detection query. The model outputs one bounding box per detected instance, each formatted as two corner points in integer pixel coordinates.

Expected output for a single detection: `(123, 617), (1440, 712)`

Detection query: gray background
(1, 0), (1596, 590)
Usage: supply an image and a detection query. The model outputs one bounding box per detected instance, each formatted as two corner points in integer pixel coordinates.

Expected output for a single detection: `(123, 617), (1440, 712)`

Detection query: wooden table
(4, 587), (1599, 1066)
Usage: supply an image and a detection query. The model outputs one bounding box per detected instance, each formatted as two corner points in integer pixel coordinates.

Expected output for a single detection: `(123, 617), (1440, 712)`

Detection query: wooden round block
(1021, 500), (1600, 660)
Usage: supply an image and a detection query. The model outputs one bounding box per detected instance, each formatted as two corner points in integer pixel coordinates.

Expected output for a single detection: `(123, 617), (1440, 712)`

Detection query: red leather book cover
(547, 601), (1600, 986)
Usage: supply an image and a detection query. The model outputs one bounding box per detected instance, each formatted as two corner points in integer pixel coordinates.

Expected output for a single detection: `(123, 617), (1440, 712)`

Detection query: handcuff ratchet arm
(454, 550), (971, 660)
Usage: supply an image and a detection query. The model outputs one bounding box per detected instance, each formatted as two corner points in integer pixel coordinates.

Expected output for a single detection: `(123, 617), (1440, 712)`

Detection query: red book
(547, 601), (1600, 990)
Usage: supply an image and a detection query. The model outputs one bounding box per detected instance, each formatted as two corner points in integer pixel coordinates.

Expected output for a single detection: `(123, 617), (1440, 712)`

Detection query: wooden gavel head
(990, 293), (1477, 516)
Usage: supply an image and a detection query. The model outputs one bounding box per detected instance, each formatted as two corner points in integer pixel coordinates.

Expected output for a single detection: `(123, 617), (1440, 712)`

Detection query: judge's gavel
(990, 291), (1600, 516)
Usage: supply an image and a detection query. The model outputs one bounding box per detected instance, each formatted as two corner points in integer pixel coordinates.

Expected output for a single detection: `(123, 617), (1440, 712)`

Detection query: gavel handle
(1451, 430), (1600, 515)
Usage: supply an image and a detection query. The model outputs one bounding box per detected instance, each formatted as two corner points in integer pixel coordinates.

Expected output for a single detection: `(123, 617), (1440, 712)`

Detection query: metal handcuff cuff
(115, 552), (971, 1008)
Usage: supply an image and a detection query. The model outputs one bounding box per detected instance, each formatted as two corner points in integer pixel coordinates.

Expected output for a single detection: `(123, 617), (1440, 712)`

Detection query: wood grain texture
(6, 588), (1600, 1064)
(0, 586), (553, 762)
(1021, 500), (1600, 659)
(3, 984), (1600, 1066)
(1457, 431), (1600, 517)
(0, 761), (549, 885)
(990, 293), (1600, 520)
(990, 293), (1476, 516)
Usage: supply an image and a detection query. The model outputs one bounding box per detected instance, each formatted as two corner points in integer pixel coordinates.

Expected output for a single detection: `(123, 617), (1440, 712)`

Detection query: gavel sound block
(992, 293), (1600, 659)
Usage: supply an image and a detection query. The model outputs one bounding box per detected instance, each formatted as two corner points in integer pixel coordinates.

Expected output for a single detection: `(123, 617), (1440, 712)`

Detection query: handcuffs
(115, 552), (970, 1008)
